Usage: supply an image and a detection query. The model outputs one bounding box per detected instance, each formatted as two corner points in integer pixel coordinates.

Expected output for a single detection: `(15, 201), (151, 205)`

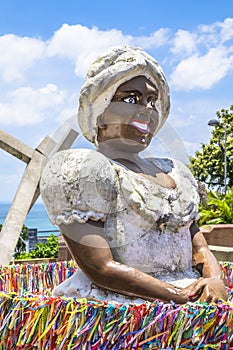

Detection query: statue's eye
(148, 99), (156, 109)
(123, 96), (137, 104)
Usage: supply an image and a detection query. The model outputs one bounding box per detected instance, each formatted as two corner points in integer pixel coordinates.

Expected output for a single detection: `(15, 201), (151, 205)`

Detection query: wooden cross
(0, 126), (78, 266)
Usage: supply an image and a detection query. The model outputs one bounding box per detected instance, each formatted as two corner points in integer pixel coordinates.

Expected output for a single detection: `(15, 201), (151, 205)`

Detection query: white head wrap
(78, 46), (170, 143)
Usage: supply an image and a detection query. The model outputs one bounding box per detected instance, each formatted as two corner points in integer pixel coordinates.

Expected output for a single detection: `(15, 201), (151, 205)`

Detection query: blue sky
(1, 0), (233, 202)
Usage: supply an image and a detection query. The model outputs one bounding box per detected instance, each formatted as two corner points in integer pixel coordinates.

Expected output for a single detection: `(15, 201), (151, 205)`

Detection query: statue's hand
(177, 278), (205, 303)
(178, 277), (227, 303)
(199, 278), (227, 303)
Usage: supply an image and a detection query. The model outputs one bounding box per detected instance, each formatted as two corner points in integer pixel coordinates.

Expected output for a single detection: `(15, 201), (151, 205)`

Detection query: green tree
(16, 233), (58, 260)
(190, 106), (233, 192)
(29, 234), (58, 258)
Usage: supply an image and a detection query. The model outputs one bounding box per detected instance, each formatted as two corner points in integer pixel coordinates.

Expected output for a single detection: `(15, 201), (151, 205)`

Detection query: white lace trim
(55, 209), (105, 226)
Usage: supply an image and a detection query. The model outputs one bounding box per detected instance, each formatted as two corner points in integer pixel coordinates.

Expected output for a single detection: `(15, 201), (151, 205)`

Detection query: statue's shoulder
(45, 148), (103, 164)
(40, 148), (117, 199)
(40, 149), (117, 225)
(42, 148), (114, 177)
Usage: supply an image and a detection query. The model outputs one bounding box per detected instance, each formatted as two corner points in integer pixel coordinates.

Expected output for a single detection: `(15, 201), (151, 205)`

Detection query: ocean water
(0, 202), (59, 236)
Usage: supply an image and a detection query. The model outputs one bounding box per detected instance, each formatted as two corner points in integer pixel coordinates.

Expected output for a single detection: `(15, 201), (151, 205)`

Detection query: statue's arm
(60, 220), (203, 304)
(190, 221), (227, 302)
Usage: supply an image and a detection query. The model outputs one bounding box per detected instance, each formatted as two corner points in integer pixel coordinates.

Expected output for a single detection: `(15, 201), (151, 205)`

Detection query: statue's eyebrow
(121, 89), (142, 95)
(121, 89), (158, 97)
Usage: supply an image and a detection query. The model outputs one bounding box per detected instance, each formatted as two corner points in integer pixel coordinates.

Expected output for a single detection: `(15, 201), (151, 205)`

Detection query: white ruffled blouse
(40, 148), (200, 301)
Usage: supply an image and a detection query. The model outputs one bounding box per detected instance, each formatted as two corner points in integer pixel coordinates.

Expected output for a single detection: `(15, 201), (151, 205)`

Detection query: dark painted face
(97, 76), (159, 152)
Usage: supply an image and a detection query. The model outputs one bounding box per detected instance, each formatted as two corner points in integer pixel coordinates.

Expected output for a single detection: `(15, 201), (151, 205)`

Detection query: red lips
(129, 119), (150, 134)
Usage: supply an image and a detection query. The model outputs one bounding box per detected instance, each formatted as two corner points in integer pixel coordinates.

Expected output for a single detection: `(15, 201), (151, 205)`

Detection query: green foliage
(190, 106), (233, 192)
(16, 234), (58, 260)
(198, 187), (233, 225)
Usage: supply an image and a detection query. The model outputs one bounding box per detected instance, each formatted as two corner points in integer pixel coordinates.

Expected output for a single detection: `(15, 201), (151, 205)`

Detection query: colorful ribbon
(0, 261), (232, 349)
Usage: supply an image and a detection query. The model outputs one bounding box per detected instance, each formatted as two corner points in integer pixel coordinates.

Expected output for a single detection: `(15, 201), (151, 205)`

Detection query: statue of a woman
(40, 46), (227, 304)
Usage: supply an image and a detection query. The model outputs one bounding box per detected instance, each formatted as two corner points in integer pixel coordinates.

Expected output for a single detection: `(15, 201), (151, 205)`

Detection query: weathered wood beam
(0, 129), (34, 163)
(0, 127), (78, 266)
(0, 138), (53, 266)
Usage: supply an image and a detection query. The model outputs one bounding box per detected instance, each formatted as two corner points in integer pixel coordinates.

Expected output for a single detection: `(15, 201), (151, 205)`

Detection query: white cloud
(133, 28), (170, 49)
(47, 24), (132, 77)
(0, 20), (233, 93)
(169, 18), (233, 90)
(0, 34), (45, 82)
(170, 29), (197, 56)
(46, 24), (170, 78)
(198, 17), (233, 44)
(0, 25), (133, 83)
(47, 24), (131, 58)
(170, 46), (233, 90)
(219, 17), (233, 43)
(0, 84), (68, 125)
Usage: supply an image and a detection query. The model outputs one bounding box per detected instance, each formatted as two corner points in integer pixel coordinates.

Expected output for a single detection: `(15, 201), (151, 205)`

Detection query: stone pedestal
(58, 234), (72, 261)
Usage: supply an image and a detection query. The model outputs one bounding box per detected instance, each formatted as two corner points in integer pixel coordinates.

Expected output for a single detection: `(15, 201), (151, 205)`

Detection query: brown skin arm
(60, 220), (206, 304)
(190, 221), (227, 302)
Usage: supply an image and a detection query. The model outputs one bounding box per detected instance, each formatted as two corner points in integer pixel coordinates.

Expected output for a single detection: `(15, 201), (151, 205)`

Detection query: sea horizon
(0, 201), (59, 237)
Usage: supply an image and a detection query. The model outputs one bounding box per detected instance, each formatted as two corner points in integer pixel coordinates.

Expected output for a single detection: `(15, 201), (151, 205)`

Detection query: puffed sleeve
(40, 149), (118, 226)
